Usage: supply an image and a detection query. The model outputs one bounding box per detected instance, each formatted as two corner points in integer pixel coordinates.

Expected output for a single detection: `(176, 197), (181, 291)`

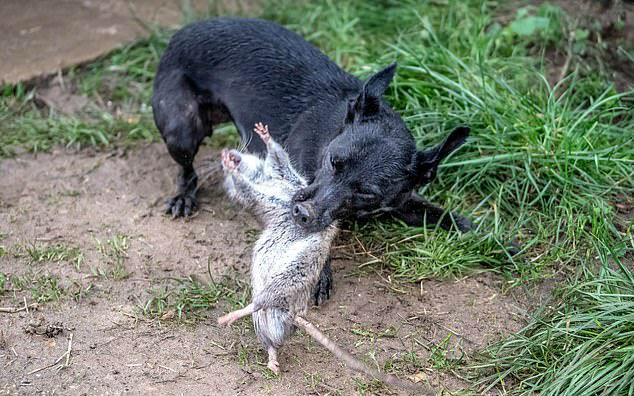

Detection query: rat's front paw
(254, 122), (271, 143)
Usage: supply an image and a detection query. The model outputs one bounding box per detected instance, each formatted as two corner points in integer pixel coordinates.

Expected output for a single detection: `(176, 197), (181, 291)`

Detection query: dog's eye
(330, 156), (343, 172)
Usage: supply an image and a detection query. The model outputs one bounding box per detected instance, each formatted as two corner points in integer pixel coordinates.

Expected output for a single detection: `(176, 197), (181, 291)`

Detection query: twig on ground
(0, 303), (39, 313)
(64, 333), (73, 366)
(26, 332), (74, 375)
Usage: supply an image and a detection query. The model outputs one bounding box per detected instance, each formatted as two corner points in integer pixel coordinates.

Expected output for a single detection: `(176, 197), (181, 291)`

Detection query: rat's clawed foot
(254, 122), (271, 143)
(267, 360), (280, 374)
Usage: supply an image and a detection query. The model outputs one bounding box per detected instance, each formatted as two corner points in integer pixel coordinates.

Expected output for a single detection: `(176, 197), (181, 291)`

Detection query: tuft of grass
(383, 351), (424, 376)
(93, 234), (130, 280)
(426, 334), (465, 371)
(18, 242), (84, 269)
(0, 271), (65, 304)
(142, 274), (249, 322)
(472, 260), (634, 395)
(353, 378), (393, 396)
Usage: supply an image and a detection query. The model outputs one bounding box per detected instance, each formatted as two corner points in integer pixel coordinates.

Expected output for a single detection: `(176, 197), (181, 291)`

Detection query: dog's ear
(346, 64), (397, 122)
(363, 63), (397, 98)
(412, 126), (470, 185)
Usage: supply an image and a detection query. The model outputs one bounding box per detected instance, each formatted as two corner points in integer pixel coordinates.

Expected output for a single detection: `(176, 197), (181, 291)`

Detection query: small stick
(64, 333), (73, 367)
(26, 332), (74, 375)
(0, 303), (39, 313)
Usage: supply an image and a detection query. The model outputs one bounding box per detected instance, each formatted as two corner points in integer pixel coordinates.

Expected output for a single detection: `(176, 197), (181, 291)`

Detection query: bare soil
(0, 143), (531, 395)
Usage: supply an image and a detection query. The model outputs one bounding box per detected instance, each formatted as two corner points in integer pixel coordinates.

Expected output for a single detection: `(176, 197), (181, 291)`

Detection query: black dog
(152, 17), (471, 302)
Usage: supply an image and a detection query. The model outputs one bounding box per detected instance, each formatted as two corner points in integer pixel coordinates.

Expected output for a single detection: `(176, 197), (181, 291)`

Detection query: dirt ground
(0, 142), (534, 395)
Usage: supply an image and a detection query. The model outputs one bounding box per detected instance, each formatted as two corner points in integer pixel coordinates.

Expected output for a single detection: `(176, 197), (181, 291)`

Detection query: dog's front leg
(394, 192), (472, 233)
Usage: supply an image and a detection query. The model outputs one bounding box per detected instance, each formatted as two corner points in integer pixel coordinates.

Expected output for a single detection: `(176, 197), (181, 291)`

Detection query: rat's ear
(346, 63), (397, 122)
(412, 126), (470, 185)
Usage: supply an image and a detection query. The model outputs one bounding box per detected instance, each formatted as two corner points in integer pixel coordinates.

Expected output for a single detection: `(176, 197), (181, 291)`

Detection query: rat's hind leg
(267, 346), (280, 374)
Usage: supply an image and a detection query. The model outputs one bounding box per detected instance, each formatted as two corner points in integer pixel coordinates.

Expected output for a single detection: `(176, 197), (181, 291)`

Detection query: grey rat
(217, 123), (434, 395)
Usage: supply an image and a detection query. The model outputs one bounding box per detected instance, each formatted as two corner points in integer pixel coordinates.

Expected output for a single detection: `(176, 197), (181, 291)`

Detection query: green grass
(472, 259), (634, 395)
(92, 234), (130, 280)
(0, 271), (65, 304)
(20, 242), (83, 268)
(277, 0), (633, 285)
(142, 274), (249, 322)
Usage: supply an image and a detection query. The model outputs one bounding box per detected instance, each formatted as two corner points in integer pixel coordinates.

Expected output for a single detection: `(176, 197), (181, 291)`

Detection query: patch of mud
(0, 144), (529, 395)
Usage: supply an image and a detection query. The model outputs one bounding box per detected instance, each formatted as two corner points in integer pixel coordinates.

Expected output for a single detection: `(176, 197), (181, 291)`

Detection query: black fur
(152, 17), (472, 303)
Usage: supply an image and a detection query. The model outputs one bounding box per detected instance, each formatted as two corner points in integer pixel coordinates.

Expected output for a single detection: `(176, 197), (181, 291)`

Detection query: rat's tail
(293, 316), (436, 395)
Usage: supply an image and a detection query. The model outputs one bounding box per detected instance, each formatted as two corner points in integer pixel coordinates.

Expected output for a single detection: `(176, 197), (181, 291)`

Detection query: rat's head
(291, 64), (470, 232)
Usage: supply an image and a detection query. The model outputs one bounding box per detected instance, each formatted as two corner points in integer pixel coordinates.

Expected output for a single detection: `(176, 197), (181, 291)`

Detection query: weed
(142, 275), (248, 322)
(0, 271), (65, 304)
(93, 234), (130, 280)
(354, 378), (392, 396)
(18, 242), (84, 269)
(426, 334), (465, 370)
(304, 372), (326, 392)
(30, 274), (64, 304)
(350, 325), (397, 342)
(384, 351), (424, 376)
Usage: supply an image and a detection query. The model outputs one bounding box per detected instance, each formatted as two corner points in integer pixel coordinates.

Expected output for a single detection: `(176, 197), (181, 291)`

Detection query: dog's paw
(166, 193), (197, 217)
(453, 214), (473, 233)
(312, 260), (333, 306)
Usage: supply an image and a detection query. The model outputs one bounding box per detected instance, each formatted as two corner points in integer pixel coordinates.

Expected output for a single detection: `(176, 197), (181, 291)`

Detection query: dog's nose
(292, 203), (313, 226)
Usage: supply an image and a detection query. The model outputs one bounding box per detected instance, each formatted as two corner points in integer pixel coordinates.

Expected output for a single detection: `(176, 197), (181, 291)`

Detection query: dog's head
(291, 64), (470, 232)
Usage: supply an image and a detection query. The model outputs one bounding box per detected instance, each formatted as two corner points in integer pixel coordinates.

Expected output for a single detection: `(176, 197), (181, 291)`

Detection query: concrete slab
(0, 0), (245, 85)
